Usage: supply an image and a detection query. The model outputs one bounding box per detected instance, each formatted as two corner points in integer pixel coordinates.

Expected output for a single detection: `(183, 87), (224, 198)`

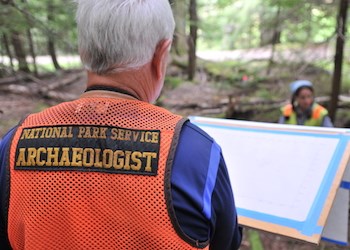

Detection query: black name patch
(15, 125), (161, 176)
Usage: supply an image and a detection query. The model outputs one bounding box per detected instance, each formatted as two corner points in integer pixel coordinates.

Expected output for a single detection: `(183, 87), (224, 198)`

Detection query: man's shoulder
(0, 127), (18, 161)
(175, 120), (219, 164)
(180, 121), (215, 145)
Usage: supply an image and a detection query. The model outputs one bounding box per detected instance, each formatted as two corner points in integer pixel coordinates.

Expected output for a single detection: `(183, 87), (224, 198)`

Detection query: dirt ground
(0, 70), (349, 250)
(0, 70), (86, 137)
(0, 69), (230, 136)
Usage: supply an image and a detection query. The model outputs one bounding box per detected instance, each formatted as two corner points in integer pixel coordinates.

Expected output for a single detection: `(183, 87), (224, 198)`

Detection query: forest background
(0, 0), (350, 249)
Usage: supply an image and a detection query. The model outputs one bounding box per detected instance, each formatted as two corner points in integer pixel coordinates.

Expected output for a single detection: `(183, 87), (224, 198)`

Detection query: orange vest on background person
(7, 97), (208, 250)
(281, 103), (328, 126)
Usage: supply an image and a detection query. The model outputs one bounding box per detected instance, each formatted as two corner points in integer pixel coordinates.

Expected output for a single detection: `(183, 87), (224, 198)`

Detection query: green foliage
(165, 76), (183, 89)
(0, 0), (78, 56)
(197, 0), (340, 50)
(0, 0), (348, 94)
(200, 59), (269, 88)
(248, 229), (264, 250)
(0, 0), (345, 57)
(256, 88), (274, 100)
(198, 0), (262, 50)
(201, 60), (242, 82)
(36, 61), (82, 74)
(341, 62), (350, 93)
(5, 58), (82, 74)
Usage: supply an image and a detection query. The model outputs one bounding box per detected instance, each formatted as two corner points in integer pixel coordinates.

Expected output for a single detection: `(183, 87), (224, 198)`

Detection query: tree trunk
(47, 2), (61, 70)
(328, 0), (348, 122)
(48, 38), (61, 70)
(2, 33), (15, 73)
(11, 31), (30, 73)
(188, 0), (198, 81)
(22, 0), (38, 76)
(27, 29), (38, 76)
(266, 1), (281, 75)
(172, 0), (188, 56)
(259, 7), (281, 47)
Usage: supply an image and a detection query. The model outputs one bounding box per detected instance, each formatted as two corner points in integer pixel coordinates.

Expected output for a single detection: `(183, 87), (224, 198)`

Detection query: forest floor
(0, 67), (349, 250)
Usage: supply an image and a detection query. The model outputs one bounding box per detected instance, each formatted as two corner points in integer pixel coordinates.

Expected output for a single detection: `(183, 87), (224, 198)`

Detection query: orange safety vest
(8, 97), (208, 250)
(281, 103), (328, 126)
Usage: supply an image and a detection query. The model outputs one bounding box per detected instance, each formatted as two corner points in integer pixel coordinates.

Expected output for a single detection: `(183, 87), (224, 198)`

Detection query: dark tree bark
(11, 31), (30, 73)
(259, 5), (281, 47)
(48, 37), (61, 70)
(0, 0), (12, 4)
(22, 0), (38, 76)
(27, 29), (38, 76)
(47, 2), (61, 70)
(2, 33), (15, 73)
(328, 0), (348, 122)
(188, 0), (198, 81)
(266, 1), (281, 75)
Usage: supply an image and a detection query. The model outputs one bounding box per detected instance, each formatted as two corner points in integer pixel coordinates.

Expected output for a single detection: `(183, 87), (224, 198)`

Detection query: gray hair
(75, 0), (175, 75)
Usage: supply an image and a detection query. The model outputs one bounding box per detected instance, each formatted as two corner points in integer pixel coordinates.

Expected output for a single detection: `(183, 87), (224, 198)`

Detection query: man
(279, 80), (333, 127)
(0, 0), (242, 249)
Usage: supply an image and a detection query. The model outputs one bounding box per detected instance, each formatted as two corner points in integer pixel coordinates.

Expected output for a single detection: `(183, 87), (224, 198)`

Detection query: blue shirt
(0, 122), (242, 250)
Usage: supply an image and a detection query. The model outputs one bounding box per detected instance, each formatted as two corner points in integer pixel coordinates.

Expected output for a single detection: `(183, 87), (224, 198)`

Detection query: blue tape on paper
(300, 137), (348, 236)
(237, 208), (323, 235)
(191, 119), (343, 139)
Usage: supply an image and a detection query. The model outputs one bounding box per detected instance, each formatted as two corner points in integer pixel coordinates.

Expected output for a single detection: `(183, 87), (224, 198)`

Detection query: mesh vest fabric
(281, 103), (328, 126)
(7, 97), (207, 250)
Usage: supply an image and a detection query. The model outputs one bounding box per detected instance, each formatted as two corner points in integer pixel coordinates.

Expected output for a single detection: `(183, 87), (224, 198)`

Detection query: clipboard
(190, 116), (350, 244)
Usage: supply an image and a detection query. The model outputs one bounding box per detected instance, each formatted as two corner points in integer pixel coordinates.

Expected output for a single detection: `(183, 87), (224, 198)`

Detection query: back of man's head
(75, 0), (175, 75)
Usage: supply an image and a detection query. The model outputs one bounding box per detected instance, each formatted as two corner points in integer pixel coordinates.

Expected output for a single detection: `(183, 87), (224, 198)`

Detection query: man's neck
(85, 64), (155, 102)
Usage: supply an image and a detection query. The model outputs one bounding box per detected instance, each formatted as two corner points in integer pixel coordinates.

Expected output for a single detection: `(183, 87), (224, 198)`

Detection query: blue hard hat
(290, 80), (313, 95)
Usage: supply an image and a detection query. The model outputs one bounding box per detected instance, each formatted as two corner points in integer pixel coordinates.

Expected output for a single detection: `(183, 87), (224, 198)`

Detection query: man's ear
(152, 39), (172, 80)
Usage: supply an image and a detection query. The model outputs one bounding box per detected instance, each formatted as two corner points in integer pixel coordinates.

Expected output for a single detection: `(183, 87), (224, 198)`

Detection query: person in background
(279, 80), (333, 127)
(0, 0), (242, 249)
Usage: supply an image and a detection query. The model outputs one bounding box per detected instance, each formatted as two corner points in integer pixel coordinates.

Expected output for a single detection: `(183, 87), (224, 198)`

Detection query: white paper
(202, 126), (339, 221)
